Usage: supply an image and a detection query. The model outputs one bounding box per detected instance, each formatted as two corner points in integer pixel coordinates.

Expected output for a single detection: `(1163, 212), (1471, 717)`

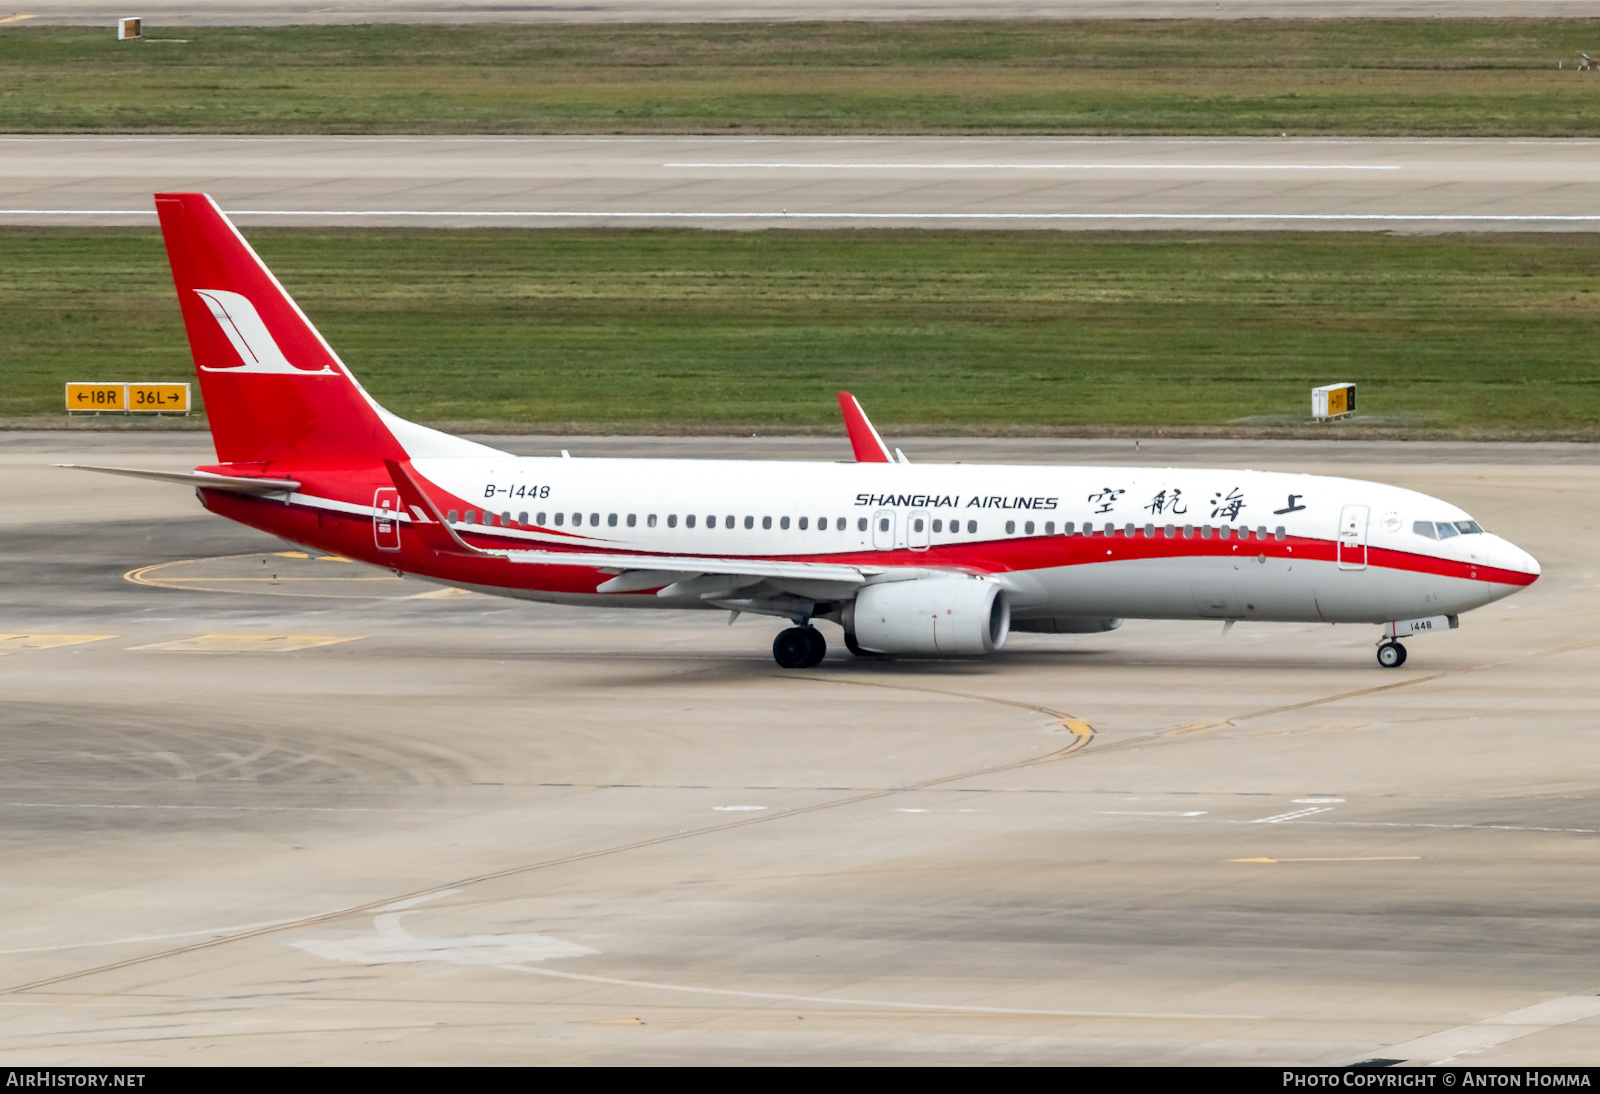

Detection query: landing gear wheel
(1376, 641), (1407, 669)
(843, 631), (879, 658)
(774, 626), (826, 669)
(802, 626), (827, 667)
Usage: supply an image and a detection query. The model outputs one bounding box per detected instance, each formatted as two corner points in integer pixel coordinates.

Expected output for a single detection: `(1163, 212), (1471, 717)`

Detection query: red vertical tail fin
(155, 192), (405, 467)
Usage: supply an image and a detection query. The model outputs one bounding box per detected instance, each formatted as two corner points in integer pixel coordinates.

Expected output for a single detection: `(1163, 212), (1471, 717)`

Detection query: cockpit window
(1454, 520), (1483, 535)
(1435, 521), (1459, 539)
(1412, 521), (1437, 539)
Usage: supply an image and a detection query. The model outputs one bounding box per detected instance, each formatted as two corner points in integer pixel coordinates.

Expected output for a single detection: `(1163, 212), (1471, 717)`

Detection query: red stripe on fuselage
(200, 487), (1536, 595)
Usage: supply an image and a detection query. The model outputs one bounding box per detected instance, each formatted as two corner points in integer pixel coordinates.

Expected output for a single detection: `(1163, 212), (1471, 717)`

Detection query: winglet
(383, 458), (495, 558)
(837, 391), (893, 463)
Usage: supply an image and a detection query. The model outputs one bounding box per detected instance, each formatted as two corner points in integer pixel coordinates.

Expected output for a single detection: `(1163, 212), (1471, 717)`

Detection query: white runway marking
(9, 209), (1600, 224)
(500, 962), (1265, 1020)
(1375, 994), (1600, 1066)
(665, 162), (1402, 171)
(1252, 806), (1335, 823)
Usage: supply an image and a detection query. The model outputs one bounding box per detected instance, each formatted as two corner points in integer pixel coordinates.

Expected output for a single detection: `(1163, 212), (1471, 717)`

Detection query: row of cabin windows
(444, 510), (870, 532)
(1002, 520), (1288, 540)
(440, 508), (1287, 542)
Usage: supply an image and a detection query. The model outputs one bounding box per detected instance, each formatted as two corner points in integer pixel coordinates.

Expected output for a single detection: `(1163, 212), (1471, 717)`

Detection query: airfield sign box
(67, 382), (190, 415)
(1312, 382), (1356, 421)
(117, 17), (141, 40)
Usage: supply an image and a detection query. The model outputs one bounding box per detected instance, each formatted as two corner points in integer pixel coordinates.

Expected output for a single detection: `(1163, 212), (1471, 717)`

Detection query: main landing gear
(773, 626), (827, 669)
(1376, 641), (1408, 669)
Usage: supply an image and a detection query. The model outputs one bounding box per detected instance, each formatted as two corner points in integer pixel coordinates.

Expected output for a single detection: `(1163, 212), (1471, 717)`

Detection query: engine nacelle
(849, 577), (1010, 656)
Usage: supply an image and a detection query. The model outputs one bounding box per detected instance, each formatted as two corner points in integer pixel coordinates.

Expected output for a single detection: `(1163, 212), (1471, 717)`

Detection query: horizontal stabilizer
(56, 464), (299, 495)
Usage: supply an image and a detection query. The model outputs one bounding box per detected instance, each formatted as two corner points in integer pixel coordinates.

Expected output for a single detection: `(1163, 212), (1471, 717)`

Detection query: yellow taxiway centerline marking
(0, 14), (36, 24)
(0, 634), (115, 652)
(1229, 856), (1421, 863)
(128, 635), (362, 652)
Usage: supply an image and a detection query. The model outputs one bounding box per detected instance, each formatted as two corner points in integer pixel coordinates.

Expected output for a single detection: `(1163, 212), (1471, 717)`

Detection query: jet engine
(848, 577), (1010, 656)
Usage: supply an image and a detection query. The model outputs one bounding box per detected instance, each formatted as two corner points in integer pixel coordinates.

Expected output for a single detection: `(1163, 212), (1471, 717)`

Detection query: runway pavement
(13, 2), (1596, 27)
(8, 135), (1600, 231)
(1, 430), (1597, 1064)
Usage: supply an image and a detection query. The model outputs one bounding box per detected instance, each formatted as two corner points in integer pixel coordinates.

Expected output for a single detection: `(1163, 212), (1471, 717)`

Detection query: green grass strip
(4, 21), (1600, 136)
(8, 227), (1600, 438)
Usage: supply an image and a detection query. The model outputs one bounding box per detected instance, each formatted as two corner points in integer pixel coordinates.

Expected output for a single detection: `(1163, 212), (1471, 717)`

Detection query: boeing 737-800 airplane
(66, 194), (1540, 669)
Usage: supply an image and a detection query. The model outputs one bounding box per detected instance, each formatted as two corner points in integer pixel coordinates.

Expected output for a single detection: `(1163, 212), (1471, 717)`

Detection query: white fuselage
(401, 456), (1539, 625)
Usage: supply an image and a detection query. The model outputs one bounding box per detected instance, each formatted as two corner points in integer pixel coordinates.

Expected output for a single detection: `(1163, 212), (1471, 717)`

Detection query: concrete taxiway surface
(8, 136), (1600, 231)
(1, 430), (1597, 1065)
(13, 2), (1596, 26)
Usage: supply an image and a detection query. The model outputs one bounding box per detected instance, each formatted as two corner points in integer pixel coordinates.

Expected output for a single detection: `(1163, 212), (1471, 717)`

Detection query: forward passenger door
(1337, 504), (1369, 571)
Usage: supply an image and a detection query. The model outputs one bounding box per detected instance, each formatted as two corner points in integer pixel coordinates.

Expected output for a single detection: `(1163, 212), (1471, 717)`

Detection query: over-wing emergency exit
(63, 194), (1539, 669)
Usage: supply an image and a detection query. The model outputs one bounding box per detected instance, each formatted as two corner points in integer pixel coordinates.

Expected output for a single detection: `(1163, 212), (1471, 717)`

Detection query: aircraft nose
(1485, 534), (1540, 583)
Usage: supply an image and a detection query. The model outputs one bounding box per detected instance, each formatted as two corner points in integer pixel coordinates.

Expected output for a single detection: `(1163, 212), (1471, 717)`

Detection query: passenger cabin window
(799, 517), (809, 530)
(726, 515), (735, 529)
(858, 518), (869, 532)
(1045, 522), (1055, 535)
(447, 509), (459, 523)
(745, 516), (754, 529)
(647, 514), (656, 527)
(535, 512), (545, 525)
(590, 513), (600, 527)
(1274, 526), (1286, 540)
(518, 511), (528, 525)
(932, 519), (943, 533)
(627, 514), (636, 527)
(762, 516), (772, 529)
(780, 516), (790, 530)
(667, 514), (677, 528)
(879, 517), (892, 533)
(608, 513), (618, 527)
(967, 520), (977, 534)
(553, 512), (563, 526)
(1005, 521), (1016, 535)
(1024, 521), (1035, 535)
(686, 515), (696, 528)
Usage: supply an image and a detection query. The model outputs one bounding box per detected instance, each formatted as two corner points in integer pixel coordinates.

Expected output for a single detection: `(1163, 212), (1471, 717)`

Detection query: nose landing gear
(773, 625), (827, 668)
(1376, 640), (1407, 669)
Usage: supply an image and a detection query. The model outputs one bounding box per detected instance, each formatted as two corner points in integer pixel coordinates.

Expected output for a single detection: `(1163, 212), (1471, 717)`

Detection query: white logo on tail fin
(195, 289), (335, 375)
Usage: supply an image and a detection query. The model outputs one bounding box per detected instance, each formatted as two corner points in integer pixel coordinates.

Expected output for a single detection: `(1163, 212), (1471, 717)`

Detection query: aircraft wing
(502, 549), (883, 593)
